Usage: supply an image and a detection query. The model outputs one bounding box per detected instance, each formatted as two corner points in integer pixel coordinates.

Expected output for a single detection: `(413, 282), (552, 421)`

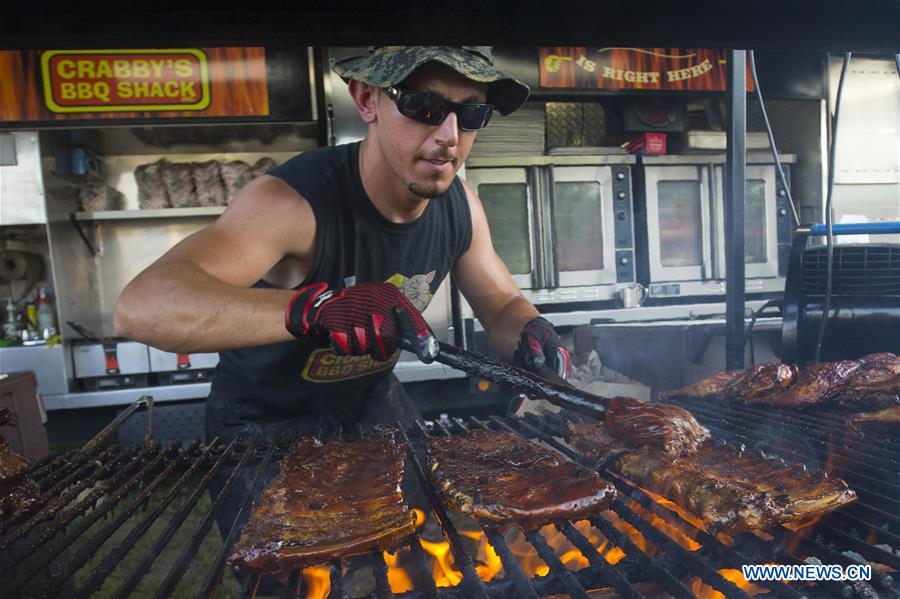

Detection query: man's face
(373, 62), (488, 199)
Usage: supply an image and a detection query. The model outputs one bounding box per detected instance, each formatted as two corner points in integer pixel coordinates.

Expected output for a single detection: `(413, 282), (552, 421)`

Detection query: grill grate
(0, 398), (898, 598)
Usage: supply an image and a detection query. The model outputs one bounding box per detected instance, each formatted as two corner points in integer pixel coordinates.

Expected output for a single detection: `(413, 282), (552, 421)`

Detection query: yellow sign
(40, 49), (211, 113)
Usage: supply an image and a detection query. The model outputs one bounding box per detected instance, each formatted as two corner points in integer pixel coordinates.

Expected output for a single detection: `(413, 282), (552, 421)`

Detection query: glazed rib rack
(0, 398), (898, 598)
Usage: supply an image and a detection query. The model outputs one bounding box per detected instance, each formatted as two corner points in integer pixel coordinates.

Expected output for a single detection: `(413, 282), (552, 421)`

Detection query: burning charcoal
(191, 160), (226, 207)
(134, 160), (170, 209)
(161, 160), (198, 208)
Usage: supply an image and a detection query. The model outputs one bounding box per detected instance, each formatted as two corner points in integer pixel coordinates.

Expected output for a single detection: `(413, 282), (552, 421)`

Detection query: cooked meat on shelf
(613, 444), (857, 535)
(427, 430), (615, 527)
(722, 363), (799, 404)
(228, 428), (415, 574)
(659, 370), (746, 400)
(760, 359), (863, 408)
(837, 353), (900, 410)
(604, 396), (710, 457)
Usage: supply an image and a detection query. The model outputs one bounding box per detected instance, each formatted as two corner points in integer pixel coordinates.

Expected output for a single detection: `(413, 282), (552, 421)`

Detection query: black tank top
(211, 142), (473, 415)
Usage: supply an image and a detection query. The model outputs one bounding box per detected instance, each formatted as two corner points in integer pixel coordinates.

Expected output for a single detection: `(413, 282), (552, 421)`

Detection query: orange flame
(629, 500), (701, 551)
(691, 568), (771, 599)
(303, 566), (331, 599)
(641, 487), (708, 533)
(460, 530), (504, 581)
(412, 508), (427, 529)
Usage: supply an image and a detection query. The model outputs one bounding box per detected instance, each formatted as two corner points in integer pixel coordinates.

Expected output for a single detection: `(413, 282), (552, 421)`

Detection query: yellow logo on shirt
(301, 348), (399, 382)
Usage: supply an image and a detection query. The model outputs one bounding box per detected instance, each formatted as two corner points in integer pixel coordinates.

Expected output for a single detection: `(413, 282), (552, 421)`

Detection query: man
(115, 46), (570, 442)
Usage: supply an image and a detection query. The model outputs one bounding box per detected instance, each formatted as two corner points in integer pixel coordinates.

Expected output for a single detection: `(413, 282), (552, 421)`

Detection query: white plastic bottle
(36, 288), (57, 339)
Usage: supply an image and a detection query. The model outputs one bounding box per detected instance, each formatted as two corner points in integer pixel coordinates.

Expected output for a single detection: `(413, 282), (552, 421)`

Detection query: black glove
(513, 316), (571, 379)
(285, 282), (438, 363)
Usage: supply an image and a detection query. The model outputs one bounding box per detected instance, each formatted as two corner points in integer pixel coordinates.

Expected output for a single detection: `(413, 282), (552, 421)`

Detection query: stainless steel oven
(464, 155), (636, 306)
(639, 154), (794, 299)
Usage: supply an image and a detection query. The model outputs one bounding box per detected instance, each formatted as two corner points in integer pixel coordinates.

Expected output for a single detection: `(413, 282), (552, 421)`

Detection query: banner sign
(539, 47), (754, 92)
(1, 47), (269, 122)
(41, 49), (210, 113)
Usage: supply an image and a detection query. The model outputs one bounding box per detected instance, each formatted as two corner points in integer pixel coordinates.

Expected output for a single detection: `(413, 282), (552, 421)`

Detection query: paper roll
(0, 250), (43, 282)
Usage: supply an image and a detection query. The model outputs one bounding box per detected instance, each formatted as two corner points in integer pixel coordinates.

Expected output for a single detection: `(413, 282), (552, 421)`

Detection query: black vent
(800, 244), (900, 296)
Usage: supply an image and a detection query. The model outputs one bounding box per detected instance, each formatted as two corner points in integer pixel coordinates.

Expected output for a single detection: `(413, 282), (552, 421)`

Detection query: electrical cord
(748, 51), (800, 228)
(743, 299), (782, 366)
(813, 52), (852, 363)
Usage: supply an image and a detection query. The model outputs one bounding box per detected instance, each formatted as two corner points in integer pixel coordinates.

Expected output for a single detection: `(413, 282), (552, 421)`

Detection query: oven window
(554, 181), (604, 271)
(745, 179), (767, 263)
(658, 180), (703, 267)
(478, 183), (531, 274)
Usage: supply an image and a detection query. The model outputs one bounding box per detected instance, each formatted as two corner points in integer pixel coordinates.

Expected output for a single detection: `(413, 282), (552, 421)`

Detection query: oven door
(551, 166), (618, 286)
(712, 164), (780, 279)
(644, 165), (712, 282)
(464, 167), (535, 289)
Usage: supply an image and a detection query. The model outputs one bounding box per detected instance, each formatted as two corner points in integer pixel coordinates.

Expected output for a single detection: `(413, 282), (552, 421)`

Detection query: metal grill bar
(406, 535), (441, 599)
(74, 440), (215, 598)
(679, 399), (900, 492)
(196, 439), (278, 599)
(482, 528), (541, 599)
(523, 528), (591, 599)
(471, 415), (643, 599)
(0, 442), (171, 597)
(29, 448), (78, 483)
(679, 397), (900, 468)
(372, 549), (394, 598)
(328, 559), (345, 599)
(557, 521), (643, 599)
(41, 441), (203, 597)
(513, 413), (804, 599)
(153, 437), (260, 599)
(825, 511), (900, 551)
(0, 445), (136, 554)
(678, 399), (900, 529)
(288, 569), (302, 598)
(3, 445), (158, 569)
(401, 422), (491, 599)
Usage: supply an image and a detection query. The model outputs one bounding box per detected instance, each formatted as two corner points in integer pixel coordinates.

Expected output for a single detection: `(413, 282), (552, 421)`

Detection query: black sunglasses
(383, 86), (493, 131)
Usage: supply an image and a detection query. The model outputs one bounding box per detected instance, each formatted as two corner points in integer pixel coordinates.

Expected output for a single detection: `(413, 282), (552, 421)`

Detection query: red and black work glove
(513, 316), (571, 379)
(285, 282), (438, 363)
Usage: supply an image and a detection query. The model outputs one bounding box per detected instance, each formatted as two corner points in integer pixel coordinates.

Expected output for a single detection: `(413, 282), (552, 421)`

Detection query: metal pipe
(725, 49), (747, 370)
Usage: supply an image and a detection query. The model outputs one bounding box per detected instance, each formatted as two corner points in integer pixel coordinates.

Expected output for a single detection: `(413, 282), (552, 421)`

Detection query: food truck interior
(0, 2), (898, 598)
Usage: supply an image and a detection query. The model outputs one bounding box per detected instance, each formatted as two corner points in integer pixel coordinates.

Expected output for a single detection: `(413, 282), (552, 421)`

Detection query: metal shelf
(72, 207), (226, 221)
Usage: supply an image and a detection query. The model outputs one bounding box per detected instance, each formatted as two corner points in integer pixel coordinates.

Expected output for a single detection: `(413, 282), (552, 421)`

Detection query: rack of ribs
(426, 430), (615, 528)
(758, 359), (863, 408)
(659, 370), (746, 400)
(604, 396), (710, 458)
(564, 422), (856, 534)
(228, 428), (415, 574)
(0, 416), (39, 520)
(837, 353), (900, 410)
(722, 363), (799, 404)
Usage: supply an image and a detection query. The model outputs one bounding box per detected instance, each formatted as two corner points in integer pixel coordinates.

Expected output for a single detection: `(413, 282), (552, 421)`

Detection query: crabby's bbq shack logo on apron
(538, 47), (754, 92)
(300, 271), (437, 383)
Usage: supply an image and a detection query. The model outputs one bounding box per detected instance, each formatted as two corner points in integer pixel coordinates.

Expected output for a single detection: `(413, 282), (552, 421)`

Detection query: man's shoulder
(272, 143), (354, 178)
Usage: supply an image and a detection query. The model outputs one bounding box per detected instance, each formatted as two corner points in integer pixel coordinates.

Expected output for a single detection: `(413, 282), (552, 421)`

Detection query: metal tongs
(407, 339), (610, 418)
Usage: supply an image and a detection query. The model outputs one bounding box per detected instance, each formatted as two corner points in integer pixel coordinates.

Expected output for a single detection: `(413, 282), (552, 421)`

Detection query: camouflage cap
(332, 46), (530, 116)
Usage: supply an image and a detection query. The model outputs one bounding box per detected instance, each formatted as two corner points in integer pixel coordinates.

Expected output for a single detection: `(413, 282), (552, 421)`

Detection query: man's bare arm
(114, 176), (316, 353)
(452, 180), (539, 361)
